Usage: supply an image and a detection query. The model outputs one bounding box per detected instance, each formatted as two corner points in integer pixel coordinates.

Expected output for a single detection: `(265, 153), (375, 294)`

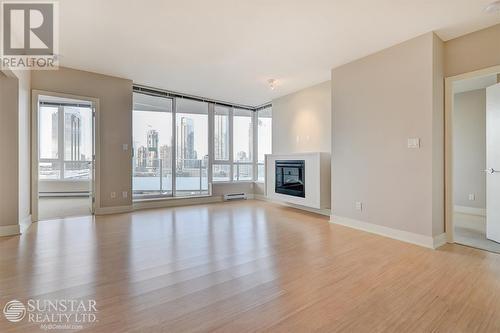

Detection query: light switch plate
(355, 202), (363, 211)
(111, 192), (116, 199)
(407, 138), (420, 149)
(469, 193), (475, 201)
(122, 144), (129, 151)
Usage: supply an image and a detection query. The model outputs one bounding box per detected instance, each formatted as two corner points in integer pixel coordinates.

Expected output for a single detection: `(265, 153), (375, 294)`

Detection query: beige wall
(31, 68), (133, 208)
(332, 33), (444, 237)
(0, 72), (19, 228)
(453, 89), (486, 209)
(14, 70), (32, 225)
(272, 81), (331, 154)
(445, 24), (500, 77)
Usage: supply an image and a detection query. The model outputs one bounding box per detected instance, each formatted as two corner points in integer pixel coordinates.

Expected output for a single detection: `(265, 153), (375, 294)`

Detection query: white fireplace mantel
(265, 152), (331, 210)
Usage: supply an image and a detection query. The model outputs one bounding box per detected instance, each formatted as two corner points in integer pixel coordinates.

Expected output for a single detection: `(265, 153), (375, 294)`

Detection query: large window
(132, 93), (173, 198)
(132, 87), (272, 199)
(213, 105), (231, 182)
(257, 106), (272, 182)
(39, 101), (93, 181)
(233, 108), (253, 181)
(175, 99), (209, 196)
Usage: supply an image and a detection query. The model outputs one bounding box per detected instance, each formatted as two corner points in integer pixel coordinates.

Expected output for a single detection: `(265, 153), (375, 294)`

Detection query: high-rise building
(147, 129), (159, 167)
(52, 108), (83, 161)
(176, 117), (195, 169)
(214, 113), (228, 160)
(137, 146), (148, 168)
(160, 145), (172, 170)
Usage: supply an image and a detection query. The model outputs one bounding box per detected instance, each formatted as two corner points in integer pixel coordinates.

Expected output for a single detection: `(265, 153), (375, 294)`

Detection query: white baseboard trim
(330, 215), (445, 249)
(454, 205), (486, 216)
(0, 224), (20, 237)
(94, 194), (256, 215)
(95, 205), (133, 215)
(133, 195), (224, 211)
(433, 232), (447, 249)
(255, 194), (331, 216)
(20, 215), (32, 234)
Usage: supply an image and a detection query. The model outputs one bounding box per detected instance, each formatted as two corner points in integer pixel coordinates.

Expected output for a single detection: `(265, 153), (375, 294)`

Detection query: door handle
(484, 168), (498, 174)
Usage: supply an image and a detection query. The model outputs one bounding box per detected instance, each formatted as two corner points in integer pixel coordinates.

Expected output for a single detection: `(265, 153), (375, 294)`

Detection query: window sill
(212, 180), (255, 185)
(133, 194), (211, 203)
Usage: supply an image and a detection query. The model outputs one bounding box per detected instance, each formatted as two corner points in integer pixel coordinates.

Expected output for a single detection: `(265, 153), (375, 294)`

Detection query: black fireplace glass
(275, 160), (305, 198)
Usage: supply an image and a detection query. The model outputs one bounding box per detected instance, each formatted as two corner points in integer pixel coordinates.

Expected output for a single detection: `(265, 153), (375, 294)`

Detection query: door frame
(31, 90), (101, 222)
(444, 65), (500, 243)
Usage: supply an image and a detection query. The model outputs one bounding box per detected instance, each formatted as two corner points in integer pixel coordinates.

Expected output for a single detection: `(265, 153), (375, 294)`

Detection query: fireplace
(275, 160), (305, 198)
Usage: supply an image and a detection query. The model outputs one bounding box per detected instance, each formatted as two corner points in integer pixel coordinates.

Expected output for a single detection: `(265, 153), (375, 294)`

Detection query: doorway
(32, 91), (99, 221)
(446, 67), (500, 253)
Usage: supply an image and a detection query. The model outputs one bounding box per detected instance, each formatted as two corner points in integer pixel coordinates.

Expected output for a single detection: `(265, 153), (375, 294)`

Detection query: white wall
(453, 89), (486, 209)
(272, 81), (331, 154)
(332, 33), (444, 238)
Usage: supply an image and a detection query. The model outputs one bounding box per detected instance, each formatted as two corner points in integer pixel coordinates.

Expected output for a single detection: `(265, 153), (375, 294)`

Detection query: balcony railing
(132, 158), (209, 198)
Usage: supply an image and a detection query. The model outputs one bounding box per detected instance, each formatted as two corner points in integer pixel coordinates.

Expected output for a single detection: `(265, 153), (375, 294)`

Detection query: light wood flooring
(1, 200), (500, 332)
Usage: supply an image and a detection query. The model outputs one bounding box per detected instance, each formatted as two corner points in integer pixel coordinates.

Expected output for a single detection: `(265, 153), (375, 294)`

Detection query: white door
(486, 83), (500, 243)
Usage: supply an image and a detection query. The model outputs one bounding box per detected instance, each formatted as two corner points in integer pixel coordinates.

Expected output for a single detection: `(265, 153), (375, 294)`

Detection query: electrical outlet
(122, 191), (128, 199)
(355, 201), (363, 211)
(469, 193), (476, 201)
(111, 192), (116, 199)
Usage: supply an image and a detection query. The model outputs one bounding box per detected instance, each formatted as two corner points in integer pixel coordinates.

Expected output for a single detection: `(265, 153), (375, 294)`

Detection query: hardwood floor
(1, 200), (500, 332)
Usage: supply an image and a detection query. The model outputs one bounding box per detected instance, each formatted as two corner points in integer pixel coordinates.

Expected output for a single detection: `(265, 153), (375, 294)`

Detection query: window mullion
(58, 106), (64, 180)
(208, 103), (214, 188)
(229, 107), (234, 181)
(171, 97), (177, 196)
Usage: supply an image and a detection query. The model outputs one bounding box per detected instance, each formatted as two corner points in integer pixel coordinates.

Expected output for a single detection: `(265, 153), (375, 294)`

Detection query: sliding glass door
(132, 93), (173, 198)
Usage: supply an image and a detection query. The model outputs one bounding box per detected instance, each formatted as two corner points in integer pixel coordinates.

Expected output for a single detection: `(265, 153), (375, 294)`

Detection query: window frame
(39, 104), (94, 181)
(210, 106), (258, 183)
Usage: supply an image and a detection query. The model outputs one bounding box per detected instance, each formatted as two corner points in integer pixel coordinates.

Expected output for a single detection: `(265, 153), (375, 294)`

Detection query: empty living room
(2, 1), (500, 332)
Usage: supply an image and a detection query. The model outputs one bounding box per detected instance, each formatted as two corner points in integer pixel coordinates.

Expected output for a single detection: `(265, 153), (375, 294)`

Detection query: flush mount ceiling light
(268, 79), (277, 90)
(485, 0), (500, 13)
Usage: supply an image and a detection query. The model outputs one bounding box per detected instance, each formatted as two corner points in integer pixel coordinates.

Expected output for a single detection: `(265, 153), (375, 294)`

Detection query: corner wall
(14, 70), (32, 228)
(0, 72), (20, 234)
(331, 33), (444, 239)
(31, 67), (133, 209)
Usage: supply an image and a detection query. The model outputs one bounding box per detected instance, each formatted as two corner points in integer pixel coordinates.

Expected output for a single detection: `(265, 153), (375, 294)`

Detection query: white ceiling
(58, 0), (500, 106)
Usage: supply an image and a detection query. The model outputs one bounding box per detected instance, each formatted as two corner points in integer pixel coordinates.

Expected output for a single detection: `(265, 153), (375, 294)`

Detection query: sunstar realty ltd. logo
(3, 299), (98, 330)
(1, 0), (59, 69)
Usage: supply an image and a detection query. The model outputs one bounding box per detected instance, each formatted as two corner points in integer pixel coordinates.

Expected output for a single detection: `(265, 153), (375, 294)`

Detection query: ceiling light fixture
(268, 79), (277, 90)
(485, 0), (500, 13)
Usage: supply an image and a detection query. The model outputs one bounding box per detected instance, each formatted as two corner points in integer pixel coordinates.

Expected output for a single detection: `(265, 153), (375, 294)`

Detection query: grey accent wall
(31, 68), (133, 208)
(332, 33), (444, 237)
(272, 81), (331, 155)
(0, 72), (19, 228)
(453, 89), (486, 209)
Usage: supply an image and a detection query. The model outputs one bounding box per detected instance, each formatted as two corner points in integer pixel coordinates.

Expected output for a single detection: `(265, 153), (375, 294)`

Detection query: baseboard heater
(223, 193), (247, 201)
